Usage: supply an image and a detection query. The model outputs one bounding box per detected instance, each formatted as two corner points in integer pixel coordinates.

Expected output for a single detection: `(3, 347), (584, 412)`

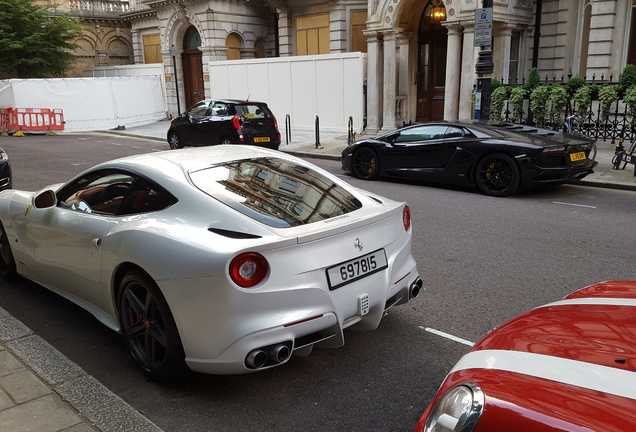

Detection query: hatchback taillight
(229, 252), (269, 288)
(231, 115), (242, 131)
(403, 205), (411, 232)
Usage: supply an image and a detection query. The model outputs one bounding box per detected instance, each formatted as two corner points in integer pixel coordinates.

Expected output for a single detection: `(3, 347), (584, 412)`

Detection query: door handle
(92, 238), (102, 248)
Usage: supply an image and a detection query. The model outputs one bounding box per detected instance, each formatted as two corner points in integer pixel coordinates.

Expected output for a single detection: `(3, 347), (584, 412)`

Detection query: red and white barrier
(0, 108), (65, 133)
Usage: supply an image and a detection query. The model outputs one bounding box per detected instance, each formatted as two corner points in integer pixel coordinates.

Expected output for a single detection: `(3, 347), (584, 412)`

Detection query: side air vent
(368, 195), (383, 204)
(208, 228), (262, 239)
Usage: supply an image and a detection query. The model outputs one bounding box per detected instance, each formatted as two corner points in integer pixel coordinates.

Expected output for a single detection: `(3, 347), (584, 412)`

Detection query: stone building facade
(364, 0), (636, 130)
(38, 0), (134, 76)
(74, 0), (636, 130)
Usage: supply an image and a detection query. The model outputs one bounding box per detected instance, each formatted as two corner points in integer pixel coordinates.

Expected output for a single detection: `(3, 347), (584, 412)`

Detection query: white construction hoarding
(0, 77), (166, 132)
(208, 52), (366, 133)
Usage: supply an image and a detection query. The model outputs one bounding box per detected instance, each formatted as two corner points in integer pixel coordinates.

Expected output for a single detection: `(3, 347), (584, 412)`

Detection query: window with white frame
(509, 31), (521, 83)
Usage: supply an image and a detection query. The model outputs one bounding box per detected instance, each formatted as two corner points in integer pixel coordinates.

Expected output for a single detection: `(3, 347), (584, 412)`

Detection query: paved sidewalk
(100, 119), (348, 159)
(94, 120), (636, 191)
(0, 305), (163, 432)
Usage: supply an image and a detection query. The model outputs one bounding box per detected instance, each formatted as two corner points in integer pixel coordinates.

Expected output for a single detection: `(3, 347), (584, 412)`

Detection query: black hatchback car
(167, 99), (281, 150)
(0, 147), (11, 191)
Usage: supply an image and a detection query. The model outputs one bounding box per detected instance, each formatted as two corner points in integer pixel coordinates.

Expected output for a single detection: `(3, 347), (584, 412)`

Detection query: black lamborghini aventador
(341, 122), (596, 196)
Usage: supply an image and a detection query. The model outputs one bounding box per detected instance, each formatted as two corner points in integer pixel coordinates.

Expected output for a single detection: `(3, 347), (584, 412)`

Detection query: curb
(96, 130), (166, 143)
(282, 149), (341, 161)
(572, 179), (636, 192)
(0, 305), (164, 432)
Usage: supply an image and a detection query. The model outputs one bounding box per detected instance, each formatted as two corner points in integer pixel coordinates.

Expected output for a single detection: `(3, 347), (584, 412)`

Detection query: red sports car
(416, 280), (636, 432)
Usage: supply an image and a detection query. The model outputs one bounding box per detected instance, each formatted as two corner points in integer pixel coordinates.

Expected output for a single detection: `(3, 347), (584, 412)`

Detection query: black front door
(386, 125), (455, 173)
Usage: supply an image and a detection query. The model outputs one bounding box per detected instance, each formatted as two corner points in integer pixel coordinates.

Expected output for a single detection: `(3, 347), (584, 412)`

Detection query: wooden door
(182, 50), (204, 110)
(296, 14), (330, 55)
(416, 9), (447, 122)
(142, 34), (162, 64)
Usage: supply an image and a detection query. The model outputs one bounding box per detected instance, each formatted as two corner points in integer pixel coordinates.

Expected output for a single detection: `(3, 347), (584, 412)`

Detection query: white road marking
(419, 326), (474, 347)
(151, 148), (163, 152)
(552, 201), (597, 209)
(111, 143), (122, 146)
(71, 163), (82, 166)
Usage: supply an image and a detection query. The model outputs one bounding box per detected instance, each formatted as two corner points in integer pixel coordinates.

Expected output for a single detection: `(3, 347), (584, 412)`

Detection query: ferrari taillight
(229, 252), (269, 288)
(403, 205), (411, 232)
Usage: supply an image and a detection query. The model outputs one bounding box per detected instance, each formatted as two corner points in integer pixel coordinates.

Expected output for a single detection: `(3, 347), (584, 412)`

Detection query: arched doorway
(226, 33), (242, 60)
(416, 1), (448, 121)
(182, 26), (204, 109)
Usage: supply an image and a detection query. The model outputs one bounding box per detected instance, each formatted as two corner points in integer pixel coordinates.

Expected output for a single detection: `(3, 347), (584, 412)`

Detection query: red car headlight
(229, 252), (269, 288)
(422, 384), (484, 432)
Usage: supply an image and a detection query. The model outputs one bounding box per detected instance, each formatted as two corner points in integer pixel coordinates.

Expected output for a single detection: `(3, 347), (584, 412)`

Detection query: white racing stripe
(538, 297), (636, 309)
(451, 349), (636, 400)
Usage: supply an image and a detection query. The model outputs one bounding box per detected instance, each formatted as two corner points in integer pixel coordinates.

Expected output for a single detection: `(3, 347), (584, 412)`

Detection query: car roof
(111, 145), (283, 174)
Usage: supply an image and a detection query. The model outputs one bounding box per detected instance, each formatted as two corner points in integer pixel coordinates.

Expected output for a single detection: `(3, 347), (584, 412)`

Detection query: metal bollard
(285, 114), (292, 145)
(315, 115), (323, 149)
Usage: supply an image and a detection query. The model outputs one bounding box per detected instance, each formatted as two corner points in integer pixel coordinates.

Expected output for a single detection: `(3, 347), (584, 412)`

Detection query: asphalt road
(0, 133), (634, 432)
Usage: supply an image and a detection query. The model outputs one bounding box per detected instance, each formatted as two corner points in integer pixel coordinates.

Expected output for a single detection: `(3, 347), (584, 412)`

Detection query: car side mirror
(385, 133), (400, 144)
(33, 190), (57, 209)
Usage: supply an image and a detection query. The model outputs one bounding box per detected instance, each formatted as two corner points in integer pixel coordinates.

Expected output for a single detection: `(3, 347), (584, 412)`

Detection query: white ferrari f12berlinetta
(0, 145), (421, 379)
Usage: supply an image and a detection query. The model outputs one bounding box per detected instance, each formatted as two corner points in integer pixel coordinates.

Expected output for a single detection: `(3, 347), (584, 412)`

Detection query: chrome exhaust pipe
(245, 349), (268, 369)
(410, 278), (423, 299)
(270, 343), (291, 364)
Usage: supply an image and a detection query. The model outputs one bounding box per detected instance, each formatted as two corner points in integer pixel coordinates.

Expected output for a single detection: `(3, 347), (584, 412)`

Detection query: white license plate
(326, 249), (388, 290)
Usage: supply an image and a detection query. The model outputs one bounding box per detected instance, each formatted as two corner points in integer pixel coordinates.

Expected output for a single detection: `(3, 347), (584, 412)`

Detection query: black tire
(475, 153), (521, 197)
(167, 131), (183, 150)
(118, 271), (189, 381)
(0, 223), (16, 279)
(351, 147), (380, 180)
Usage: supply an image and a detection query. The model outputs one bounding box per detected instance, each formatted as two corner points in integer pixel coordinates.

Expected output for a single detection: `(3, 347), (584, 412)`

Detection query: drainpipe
(532, 0), (542, 68)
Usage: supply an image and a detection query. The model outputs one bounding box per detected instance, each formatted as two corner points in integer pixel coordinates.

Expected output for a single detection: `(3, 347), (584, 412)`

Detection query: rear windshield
(189, 157), (362, 228)
(235, 104), (272, 120)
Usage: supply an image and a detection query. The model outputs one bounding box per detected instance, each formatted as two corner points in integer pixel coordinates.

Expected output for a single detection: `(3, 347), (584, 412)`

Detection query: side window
(211, 102), (229, 116)
(57, 171), (136, 216)
(118, 179), (178, 216)
(57, 171), (177, 216)
(395, 125), (448, 143)
(189, 102), (209, 117)
(444, 126), (466, 139)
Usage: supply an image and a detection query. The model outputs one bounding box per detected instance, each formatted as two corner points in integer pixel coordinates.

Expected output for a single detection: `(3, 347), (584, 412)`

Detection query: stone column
(397, 31), (411, 123)
(381, 30), (397, 132)
(277, 8), (292, 56)
(365, 30), (383, 132)
(131, 30), (143, 64)
(330, 5), (347, 53)
(494, 24), (513, 83)
(458, 24), (476, 121)
(443, 24), (462, 121)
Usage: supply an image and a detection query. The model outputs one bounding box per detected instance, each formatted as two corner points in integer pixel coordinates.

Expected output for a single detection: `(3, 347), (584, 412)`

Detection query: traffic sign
(474, 8), (493, 48)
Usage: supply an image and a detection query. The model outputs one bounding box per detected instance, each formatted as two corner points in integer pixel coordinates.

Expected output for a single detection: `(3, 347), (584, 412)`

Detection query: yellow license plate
(569, 152), (587, 162)
(253, 137), (270, 143)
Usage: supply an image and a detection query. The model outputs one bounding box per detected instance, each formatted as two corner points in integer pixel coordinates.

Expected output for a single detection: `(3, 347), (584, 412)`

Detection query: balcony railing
(68, 0), (130, 17)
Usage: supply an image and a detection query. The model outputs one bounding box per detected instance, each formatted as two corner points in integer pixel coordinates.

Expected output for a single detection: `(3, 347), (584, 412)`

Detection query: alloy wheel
(352, 148), (379, 179)
(168, 133), (180, 150)
(120, 283), (169, 371)
(480, 160), (513, 192)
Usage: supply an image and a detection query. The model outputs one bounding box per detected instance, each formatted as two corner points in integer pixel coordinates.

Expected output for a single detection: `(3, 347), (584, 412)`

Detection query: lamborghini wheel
(351, 147), (380, 180)
(475, 153), (521, 197)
